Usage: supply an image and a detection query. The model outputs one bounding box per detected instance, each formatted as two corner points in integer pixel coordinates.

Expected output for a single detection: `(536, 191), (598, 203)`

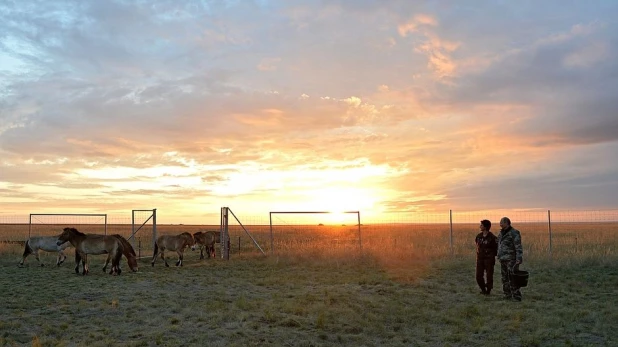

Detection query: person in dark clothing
(475, 219), (498, 295)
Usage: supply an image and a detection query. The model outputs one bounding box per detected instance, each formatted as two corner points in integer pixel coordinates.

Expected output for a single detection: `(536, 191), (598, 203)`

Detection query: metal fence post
(547, 209), (552, 257)
(152, 209), (157, 249)
(449, 210), (453, 255)
(357, 211), (362, 252)
(269, 212), (274, 256)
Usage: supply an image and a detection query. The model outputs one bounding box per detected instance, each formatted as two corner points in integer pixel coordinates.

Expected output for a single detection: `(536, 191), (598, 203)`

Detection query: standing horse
(151, 232), (195, 267)
(112, 234), (139, 272)
(56, 227), (124, 275)
(20, 235), (71, 267)
(193, 230), (220, 259)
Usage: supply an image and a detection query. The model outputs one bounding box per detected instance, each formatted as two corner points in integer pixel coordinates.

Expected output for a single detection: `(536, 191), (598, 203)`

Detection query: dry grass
(0, 223), (617, 346)
(2, 222), (616, 259)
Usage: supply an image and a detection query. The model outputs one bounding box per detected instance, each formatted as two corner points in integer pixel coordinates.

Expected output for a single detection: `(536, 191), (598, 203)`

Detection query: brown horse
(151, 232), (195, 267)
(56, 227), (124, 275)
(193, 230), (220, 259)
(112, 234), (138, 272)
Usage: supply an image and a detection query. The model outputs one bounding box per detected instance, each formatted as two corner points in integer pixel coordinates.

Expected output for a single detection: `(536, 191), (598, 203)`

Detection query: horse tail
(112, 242), (124, 275)
(22, 239), (32, 257)
(153, 240), (159, 257)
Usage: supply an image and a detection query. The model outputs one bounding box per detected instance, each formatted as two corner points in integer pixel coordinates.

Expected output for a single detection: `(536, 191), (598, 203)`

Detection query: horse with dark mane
(56, 227), (124, 275)
(193, 230), (220, 259)
(112, 234), (138, 272)
(151, 232), (195, 267)
(20, 235), (71, 267)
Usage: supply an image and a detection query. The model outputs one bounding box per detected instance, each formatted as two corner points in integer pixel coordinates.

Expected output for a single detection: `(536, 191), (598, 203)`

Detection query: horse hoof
(165, 263), (169, 267)
(40, 264), (45, 267)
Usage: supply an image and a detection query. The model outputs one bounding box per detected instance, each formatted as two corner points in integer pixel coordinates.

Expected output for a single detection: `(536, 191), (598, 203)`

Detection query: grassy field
(2, 221), (617, 258)
(0, 222), (617, 346)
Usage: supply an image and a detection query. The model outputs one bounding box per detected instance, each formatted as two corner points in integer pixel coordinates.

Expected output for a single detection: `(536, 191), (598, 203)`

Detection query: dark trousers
(476, 257), (495, 293)
(500, 260), (522, 300)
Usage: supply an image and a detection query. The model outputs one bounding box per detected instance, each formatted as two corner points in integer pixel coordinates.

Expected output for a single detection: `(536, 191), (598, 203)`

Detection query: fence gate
(130, 209), (157, 258)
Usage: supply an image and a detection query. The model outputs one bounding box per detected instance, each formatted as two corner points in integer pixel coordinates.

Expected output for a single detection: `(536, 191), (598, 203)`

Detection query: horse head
(56, 227), (79, 246)
(127, 255), (139, 272)
(182, 232), (196, 249)
(191, 232), (204, 250)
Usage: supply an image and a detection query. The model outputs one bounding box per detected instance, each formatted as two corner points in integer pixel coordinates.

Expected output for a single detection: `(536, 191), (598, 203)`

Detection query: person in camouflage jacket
(497, 217), (524, 301)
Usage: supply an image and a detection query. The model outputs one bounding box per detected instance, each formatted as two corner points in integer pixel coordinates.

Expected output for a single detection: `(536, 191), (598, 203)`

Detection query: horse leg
(176, 250), (182, 266)
(57, 251), (67, 266)
(34, 251), (45, 267)
(113, 249), (122, 275)
(151, 250), (160, 267)
(199, 246), (204, 260)
(162, 251), (169, 267)
(74, 252), (81, 274)
(103, 254), (111, 273)
(82, 254), (89, 275)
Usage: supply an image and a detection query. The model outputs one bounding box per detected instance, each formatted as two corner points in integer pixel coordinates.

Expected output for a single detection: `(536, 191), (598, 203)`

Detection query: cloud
(397, 14), (438, 37)
(397, 13), (460, 79)
(1, 1), (617, 222)
(257, 57), (282, 71)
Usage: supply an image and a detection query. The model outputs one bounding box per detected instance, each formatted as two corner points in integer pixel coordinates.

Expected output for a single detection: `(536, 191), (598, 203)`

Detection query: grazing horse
(112, 234), (139, 272)
(193, 230), (220, 259)
(56, 227), (124, 275)
(20, 235), (71, 267)
(151, 232), (195, 267)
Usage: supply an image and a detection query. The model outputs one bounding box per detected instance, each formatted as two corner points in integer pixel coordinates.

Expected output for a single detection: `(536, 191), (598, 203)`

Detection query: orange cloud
(397, 14), (438, 37)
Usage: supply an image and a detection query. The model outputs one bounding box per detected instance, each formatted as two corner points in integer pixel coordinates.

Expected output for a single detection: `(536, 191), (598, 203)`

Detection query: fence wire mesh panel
(269, 212), (361, 256)
(29, 214), (108, 238)
(1, 209), (617, 259)
(549, 210), (618, 257)
(224, 211), (269, 257)
(130, 209), (157, 258)
(362, 212), (452, 258)
(451, 210), (550, 257)
(0, 216), (28, 243)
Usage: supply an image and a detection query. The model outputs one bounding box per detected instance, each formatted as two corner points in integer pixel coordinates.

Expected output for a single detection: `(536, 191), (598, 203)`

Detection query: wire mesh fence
(1, 209), (617, 259)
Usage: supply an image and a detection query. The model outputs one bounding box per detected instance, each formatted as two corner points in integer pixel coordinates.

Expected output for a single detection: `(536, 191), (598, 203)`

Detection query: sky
(1, 0), (617, 224)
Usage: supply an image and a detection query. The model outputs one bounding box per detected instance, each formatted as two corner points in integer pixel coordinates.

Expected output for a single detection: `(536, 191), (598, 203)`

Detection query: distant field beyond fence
(1, 209), (617, 259)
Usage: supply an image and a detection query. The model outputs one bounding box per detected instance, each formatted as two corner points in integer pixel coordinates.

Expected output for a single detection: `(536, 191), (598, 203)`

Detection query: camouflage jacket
(497, 226), (523, 262)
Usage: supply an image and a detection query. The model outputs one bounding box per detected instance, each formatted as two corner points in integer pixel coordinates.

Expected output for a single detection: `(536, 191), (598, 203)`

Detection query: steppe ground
(0, 222), (616, 346)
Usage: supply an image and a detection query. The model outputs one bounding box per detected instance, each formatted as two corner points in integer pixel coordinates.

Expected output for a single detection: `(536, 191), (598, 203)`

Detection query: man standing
(475, 219), (498, 295)
(497, 217), (524, 301)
